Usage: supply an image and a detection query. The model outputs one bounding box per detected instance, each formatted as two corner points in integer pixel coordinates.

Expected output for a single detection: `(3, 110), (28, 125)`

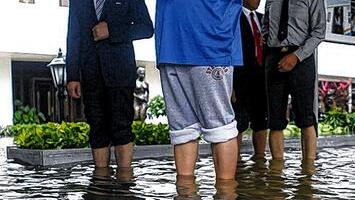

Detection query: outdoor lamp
(47, 48), (67, 122)
(47, 48), (66, 88)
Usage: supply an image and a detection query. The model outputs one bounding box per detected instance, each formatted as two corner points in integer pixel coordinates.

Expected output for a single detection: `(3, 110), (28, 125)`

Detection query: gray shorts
(160, 65), (238, 145)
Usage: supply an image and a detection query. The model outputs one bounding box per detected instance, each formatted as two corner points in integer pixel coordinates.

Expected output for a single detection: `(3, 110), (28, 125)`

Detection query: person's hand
(278, 53), (299, 72)
(231, 89), (237, 103)
(67, 81), (81, 99)
(262, 34), (268, 45)
(92, 21), (109, 41)
(261, 36), (266, 46)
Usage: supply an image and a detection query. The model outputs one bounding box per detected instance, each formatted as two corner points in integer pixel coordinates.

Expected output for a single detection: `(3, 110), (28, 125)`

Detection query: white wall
(0, 0), (354, 76)
(0, 56), (13, 126)
(0, 0), (68, 56)
(139, 61), (162, 99)
(0, 0), (156, 61)
(318, 42), (355, 78)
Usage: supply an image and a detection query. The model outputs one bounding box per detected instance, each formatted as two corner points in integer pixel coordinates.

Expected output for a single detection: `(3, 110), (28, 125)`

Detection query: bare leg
(252, 130), (267, 159)
(300, 126), (316, 175)
(114, 142), (134, 168)
(212, 138), (238, 179)
(214, 179), (239, 199)
(141, 102), (148, 120)
(301, 133), (305, 159)
(301, 126), (317, 160)
(269, 159), (284, 173)
(116, 166), (133, 182)
(93, 166), (111, 179)
(269, 130), (284, 160)
(92, 147), (110, 168)
(174, 140), (198, 176)
(176, 175), (199, 198)
(133, 100), (140, 120)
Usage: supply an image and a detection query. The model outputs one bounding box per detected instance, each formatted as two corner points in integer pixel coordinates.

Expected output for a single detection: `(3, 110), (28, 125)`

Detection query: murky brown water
(0, 138), (354, 199)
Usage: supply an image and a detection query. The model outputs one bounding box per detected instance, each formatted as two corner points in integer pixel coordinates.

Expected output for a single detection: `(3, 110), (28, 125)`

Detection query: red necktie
(250, 12), (263, 66)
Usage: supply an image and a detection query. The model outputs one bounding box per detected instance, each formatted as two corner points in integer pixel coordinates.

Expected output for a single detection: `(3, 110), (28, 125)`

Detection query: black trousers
(265, 48), (317, 130)
(81, 70), (135, 149)
(233, 64), (268, 133)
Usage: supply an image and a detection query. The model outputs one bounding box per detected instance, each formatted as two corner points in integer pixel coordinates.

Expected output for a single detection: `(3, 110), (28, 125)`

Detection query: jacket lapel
(241, 13), (254, 43)
(87, 0), (98, 23)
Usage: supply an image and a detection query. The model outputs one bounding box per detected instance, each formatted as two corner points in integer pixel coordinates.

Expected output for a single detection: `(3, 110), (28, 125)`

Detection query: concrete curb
(6, 135), (355, 166)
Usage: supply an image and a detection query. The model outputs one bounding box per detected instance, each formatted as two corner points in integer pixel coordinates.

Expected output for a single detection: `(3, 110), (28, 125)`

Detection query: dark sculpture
(134, 66), (149, 120)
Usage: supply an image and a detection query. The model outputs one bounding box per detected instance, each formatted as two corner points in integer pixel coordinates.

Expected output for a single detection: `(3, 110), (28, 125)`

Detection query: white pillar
(0, 56), (13, 126)
(143, 62), (163, 100)
(314, 48), (319, 122)
(348, 81), (352, 113)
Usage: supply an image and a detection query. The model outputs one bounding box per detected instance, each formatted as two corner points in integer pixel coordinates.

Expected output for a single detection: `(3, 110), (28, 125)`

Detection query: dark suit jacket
(233, 11), (265, 96)
(240, 11), (263, 67)
(66, 0), (154, 87)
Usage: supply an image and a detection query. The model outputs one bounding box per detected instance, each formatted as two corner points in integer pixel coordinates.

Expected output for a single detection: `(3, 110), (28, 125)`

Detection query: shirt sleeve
(294, 0), (326, 62)
(66, 1), (81, 83)
(261, 0), (271, 38)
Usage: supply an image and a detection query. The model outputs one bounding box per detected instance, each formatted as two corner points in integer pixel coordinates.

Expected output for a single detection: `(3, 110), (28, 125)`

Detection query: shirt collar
(243, 7), (256, 17)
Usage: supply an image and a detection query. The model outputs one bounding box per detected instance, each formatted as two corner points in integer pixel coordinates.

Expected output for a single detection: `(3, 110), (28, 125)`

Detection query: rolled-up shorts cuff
(202, 120), (238, 143)
(170, 123), (201, 145)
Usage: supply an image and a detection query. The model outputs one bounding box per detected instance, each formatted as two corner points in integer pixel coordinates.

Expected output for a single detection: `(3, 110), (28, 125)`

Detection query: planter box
(7, 147), (93, 166)
(6, 135), (355, 166)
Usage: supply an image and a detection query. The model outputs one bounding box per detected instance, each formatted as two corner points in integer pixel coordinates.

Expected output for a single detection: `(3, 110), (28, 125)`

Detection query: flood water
(0, 138), (355, 199)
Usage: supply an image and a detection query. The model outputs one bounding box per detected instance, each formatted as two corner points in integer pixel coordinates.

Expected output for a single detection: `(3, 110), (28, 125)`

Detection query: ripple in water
(0, 145), (355, 199)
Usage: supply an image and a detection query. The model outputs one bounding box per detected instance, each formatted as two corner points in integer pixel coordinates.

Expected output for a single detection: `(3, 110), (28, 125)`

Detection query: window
(59, 0), (69, 7)
(19, 0), (35, 3)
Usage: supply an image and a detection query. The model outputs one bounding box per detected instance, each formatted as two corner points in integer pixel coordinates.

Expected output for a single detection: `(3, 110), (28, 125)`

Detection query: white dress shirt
(242, 7), (261, 34)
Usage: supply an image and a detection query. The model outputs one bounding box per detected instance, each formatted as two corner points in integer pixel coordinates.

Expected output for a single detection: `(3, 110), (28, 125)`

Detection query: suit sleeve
(66, 1), (81, 82)
(108, 0), (154, 43)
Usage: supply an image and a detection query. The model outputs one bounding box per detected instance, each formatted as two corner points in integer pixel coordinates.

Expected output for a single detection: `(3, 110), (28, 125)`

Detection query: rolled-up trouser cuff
(202, 120), (238, 144)
(170, 123), (201, 145)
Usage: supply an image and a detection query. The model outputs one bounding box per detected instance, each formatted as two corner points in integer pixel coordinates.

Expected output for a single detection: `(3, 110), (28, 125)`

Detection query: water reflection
(83, 167), (141, 200)
(175, 175), (200, 200)
(214, 179), (238, 200)
(1, 145), (355, 199)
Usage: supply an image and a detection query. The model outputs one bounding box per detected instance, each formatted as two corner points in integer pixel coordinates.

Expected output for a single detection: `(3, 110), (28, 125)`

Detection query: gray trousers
(160, 65), (238, 145)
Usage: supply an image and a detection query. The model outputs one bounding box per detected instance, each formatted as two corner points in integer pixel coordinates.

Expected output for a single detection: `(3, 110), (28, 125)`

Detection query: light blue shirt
(155, 0), (244, 66)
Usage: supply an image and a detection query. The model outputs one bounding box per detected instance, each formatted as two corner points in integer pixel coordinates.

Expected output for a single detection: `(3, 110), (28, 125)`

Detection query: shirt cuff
(293, 48), (306, 62)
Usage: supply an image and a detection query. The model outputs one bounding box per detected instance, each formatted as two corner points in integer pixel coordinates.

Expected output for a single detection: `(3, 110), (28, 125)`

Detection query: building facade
(0, 0), (354, 126)
(0, 0), (160, 126)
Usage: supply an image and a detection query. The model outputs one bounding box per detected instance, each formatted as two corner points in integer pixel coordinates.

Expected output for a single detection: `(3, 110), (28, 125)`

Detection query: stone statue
(134, 66), (149, 120)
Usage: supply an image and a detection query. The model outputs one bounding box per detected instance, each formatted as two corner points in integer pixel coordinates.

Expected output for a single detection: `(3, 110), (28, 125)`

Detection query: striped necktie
(96, 0), (105, 20)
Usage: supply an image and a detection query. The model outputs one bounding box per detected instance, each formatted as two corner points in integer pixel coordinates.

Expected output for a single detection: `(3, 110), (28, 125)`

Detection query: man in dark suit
(66, 0), (153, 168)
(232, 0), (268, 161)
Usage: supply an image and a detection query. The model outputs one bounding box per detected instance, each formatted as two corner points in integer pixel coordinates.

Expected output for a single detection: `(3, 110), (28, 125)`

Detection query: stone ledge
(6, 135), (355, 166)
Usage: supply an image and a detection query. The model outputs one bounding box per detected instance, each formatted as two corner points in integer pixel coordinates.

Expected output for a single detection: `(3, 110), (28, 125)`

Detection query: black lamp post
(47, 49), (67, 122)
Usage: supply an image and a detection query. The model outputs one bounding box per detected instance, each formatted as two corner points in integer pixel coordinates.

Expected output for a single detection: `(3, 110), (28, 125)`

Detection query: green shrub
(13, 100), (46, 125)
(132, 121), (170, 145)
(12, 121), (170, 149)
(0, 126), (14, 137)
(147, 95), (166, 119)
(284, 124), (301, 138)
(14, 122), (90, 149)
(322, 110), (349, 128)
(283, 111), (355, 138)
(319, 110), (355, 135)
